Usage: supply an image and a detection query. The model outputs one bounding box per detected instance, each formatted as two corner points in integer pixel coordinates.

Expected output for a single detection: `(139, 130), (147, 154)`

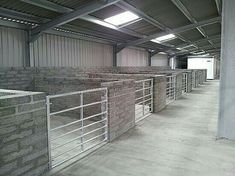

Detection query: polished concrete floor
(50, 80), (235, 176)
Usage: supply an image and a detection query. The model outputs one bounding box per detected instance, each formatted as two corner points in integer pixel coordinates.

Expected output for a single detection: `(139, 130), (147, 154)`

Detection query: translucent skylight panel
(104, 11), (139, 26)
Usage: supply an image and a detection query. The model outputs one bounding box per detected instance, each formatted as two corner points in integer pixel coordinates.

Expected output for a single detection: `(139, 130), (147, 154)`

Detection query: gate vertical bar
(150, 79), (153, 112)
(80, 93), (84, 151)
(46, 96), (52, 169)
(105, 88), (108, 141)
(174, 76), (176, 100)
(142, 81), (145, 116)
(185, 73), (188, 92)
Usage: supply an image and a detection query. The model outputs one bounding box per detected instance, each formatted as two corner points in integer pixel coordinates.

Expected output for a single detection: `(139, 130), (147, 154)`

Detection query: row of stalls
(0, 66), (207, 175)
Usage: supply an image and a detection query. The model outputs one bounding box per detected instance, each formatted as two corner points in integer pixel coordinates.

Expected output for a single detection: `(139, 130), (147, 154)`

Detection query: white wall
(0, 26), (113, 67)
(0, 26), (27, 67)
(151, 53), (168, 66)
(30, 33), (113, 67)
(117, 47), (148, 66)
(187, 56), (215, 79)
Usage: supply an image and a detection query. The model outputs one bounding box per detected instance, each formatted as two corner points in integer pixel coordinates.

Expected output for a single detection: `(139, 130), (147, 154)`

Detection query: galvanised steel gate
(182, 73), (188, 93)
(46, 88), (108, 168)
(134, 79), (153, 122)
(166, 75), (176, 104)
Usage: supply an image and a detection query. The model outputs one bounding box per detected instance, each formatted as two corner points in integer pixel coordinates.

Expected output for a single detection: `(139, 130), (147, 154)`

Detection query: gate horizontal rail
(182, 73), (188, 93)
(134, 79), (153, 123)
(166, 75), (176, 104)
(47, 87), (108, 168)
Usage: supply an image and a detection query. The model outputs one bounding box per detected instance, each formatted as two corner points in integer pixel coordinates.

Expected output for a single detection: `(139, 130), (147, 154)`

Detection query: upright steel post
(150, 79), (153, 112)
(174, 76), (176, 100)
(80, 93), (84, 151)
(105, 88), (108, 141)
(46, 96), (52, 169)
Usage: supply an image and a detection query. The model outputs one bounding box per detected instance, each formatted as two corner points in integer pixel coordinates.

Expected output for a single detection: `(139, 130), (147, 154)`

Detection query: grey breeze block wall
(101, 80), (135, 142)
(34, 76), (136, 142)
(186, 71), (193, 92)
(88, 73), (167, 113)
(175, 72), (183, 100)
(201, 69), (207, 82)
(153, 75), (166, 112)
(0, 66), (171, 91)
(192, 70), (200, 88)
(33, 76), (115, 120)
(0, 90), (48, 176)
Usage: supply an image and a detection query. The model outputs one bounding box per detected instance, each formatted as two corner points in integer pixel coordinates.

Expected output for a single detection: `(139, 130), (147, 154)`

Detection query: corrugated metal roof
(179, 29), (205, 41)
(180, 0), (218, 21)
(47, 0), (95, 10)
(0, 0), (222, 55)
(91, 5), (125, 19)
(202, 23), (221, 36)
(68, 19), (138, 43)
(125, 20), (162, 35)
(167, 38), (185, 46)
(125, 0), (191, 28)
(0, 0), (60, 18)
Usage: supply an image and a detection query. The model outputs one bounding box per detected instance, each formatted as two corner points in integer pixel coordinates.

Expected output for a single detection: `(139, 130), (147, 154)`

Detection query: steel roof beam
(171, 0), (215, 48)
(116, 1), (168, 31)
(20, 0), (144, 38)
(21, 0), (172, 50)
(116, 1), (191, 48)
(215, 0), (222, 16)
(20, 0), (72, 13)
(175, 34), (221, 49)
(20, 0), (146, 40)
(118, 16), (221, 50)
(0, 7), (125, 44)
(0, 7), (46, 23)
(30, 0), (121, 41)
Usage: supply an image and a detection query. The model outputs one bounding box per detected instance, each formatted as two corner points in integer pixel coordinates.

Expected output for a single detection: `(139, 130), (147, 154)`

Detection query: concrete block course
(152, 75), (167, 112)
(101, 79), (135, 141)
(0, 90), (49, 176)
(175, 72), (183, 99)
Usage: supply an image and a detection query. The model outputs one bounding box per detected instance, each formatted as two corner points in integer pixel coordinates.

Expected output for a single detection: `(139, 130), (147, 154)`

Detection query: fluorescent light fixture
(177, 47), (183, 50)
(104, 11), (139, 26)
(192, 51), (206, 55)
(151, 34), (176, 43)
(158, 52), (167, 54)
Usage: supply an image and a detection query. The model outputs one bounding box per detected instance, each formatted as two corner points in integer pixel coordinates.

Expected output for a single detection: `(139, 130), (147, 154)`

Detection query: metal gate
(182, 73), (188, 93)
(46, 88), (108, 168)
(166, 75), (176, 104)
(134, 79), (153, 122)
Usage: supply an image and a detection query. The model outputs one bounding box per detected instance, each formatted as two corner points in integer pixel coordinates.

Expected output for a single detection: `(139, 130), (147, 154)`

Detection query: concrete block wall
(201, 69), (207, 82)
(175, 72), (183, 99)
(0, 68), (34, 91)
(101, 80), (135, 141)
(88, 73), (167, 113)
(0, 89), (48, 176)
(34, 77), (115, 120)
(116, 66), (171, 73)
(192, 70), (199, 88)
(152, 75), (167, 112)
(186, 71), (193, 92)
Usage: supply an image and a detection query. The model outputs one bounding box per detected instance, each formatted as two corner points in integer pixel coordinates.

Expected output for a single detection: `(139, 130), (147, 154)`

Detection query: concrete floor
(50, 80), (235, 176)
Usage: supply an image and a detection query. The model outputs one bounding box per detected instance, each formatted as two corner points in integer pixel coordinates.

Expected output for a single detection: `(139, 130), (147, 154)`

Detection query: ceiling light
(151, 34), (176, 43)
(177, 47), (183, 50)
(104, 11), (139, 26)
(192, 51), (206, 55)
